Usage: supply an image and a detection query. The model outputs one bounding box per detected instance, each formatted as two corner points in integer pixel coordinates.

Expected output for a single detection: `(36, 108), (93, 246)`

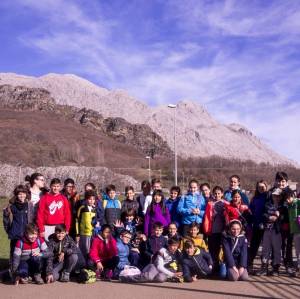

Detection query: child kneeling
(222, 220), (248, 281)
(46, 224), (78, 283)
(182, 240), (213, 282)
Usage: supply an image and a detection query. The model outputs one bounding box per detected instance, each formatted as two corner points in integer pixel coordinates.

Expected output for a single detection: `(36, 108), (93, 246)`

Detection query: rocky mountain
(0, 72), (293, 165)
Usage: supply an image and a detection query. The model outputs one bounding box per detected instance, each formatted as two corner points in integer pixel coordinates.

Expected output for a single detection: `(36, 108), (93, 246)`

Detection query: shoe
(34, 273), (44, 285)
(60, 271), (70, 282)
(19, 277), (29, 284)
(287, 268), (296, 277)
(269, 265), (280, 277)
(104, 269), (113, 280)
(256, 264), (268, 276)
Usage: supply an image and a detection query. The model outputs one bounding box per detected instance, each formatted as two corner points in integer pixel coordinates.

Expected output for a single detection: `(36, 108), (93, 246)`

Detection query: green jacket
(288, 198), (300, 234)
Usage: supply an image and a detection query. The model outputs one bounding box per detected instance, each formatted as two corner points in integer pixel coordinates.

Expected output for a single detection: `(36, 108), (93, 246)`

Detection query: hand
(239, 267), (245, 275)
(233, 266), (239, 274)
(14, 275), (20, 286)
(140, 234), (147, 241)
(269, 216), (277, 222)
(114, 219), (124, 228)
(96, 262), (104, 272)
(192, 275), (198, 281)
(209, 265), (213, 269)
(58, 252), (65, 263)
(131, 248), (140, 253)
(287, 198), (293, 204)
(174, 272), (183, 277)
(32, 251), (41, 257)
(40, 232), (45, 238)
(46, 274), (54, 284)
(76, 236), (80, 244)
(275, 211), (280, 217)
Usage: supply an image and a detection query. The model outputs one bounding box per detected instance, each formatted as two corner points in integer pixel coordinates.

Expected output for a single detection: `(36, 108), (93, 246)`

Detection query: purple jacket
(144, 203), (171, 236)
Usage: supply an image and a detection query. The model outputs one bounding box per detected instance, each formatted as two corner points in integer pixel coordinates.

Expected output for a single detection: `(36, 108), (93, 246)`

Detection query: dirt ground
(1, 275), (300, 299)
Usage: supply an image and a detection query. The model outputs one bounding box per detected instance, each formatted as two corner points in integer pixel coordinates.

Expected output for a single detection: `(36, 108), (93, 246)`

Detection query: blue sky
(1, 0), (300, 163)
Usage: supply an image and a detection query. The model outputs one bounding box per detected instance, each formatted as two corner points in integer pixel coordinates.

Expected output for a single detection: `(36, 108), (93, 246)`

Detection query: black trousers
(248, 227), (264, 266)
(281, 230), (293, 267)
(208, 233), (222, 268)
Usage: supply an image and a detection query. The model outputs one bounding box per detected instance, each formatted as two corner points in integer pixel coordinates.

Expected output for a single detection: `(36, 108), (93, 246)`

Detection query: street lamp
(145, 156), (151, 182)
(167, 104), (177, 185)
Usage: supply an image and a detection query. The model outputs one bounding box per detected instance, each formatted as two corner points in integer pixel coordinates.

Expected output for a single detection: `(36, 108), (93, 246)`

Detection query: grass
(0, 197), (10, 270)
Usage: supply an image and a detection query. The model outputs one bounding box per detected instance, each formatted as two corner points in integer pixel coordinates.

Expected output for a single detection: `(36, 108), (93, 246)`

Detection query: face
(85, 185), (93, 191)
(154, 227), (163, 237)
(277, 179), (287, 189)
(168, 224), (177, 236)
(121, 233), (132, 244)
(230, 223), (241, 237)
(202, 186), (210, 198)
(214, 190), (223, 201)
(170, 190), (178, 200)
(257, 183), (267, 194)
(87, 196), (96, 206)
(168, 243), (179, 254)
(35, 176), (45, 189)
(152, 182), (162, 191)
(232, 193), (242, 206)
(125, 215), (134, 222)
(126, 189), (135, 200)
(102, 228), (111, 239)
(230, 177), (240, 189)
(142, 184), (151, 195)
(26, 232), (38, 243)
(51, 183), (61, 194)
(185, 246), (195, 256)
(189, 182), (198, 194)
(56, 230), (66, 241)
(190, 226), (199, 237)
(108, 190), (116, 199)
(154, 194), (162, 203)
(17, 192), (27, 203)
(65, 183), (75, 195)
(272, 194), (281, 202)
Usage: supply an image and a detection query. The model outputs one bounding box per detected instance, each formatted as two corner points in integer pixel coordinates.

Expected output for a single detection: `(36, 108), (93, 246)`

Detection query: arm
(177, 196), (192, 216)
(182, 259), (193, 282)
(143, 196), (152, 215)
(89, 238), (101, 263)
(12, 241), (22, 273)
(3, 205), (12, 234)
(63, 196), (71, 232)
(64, 237), (78, 255)
(240, 238), (248, 268)
(155, 255), (175, 277)
(202, 250), (213, 266)
(144, 210), (150, 237)
(222, 237), (236, 268)
(36, 196), (46, 233)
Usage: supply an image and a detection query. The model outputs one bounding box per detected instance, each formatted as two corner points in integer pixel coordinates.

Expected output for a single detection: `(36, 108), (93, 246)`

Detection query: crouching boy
(182, 240), (213, 282)
(12, 223), (51, 285)
(46, 224), (78, 283)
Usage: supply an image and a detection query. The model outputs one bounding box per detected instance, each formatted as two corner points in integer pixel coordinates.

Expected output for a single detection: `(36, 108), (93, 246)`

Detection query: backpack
(78, 269), (97, 284)
(119, 266), (142, 283)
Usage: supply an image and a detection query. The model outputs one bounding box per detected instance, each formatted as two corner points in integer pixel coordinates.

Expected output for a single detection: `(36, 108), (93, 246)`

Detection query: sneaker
(269, 266), (280, 277)
(287, 268), (296, 277)
(256, 264), (268, 276)
(104, 269), (113, 280)
(34, 273), (44, 285)
(60, 271), (70, 283)
(19, 277), (29, 284)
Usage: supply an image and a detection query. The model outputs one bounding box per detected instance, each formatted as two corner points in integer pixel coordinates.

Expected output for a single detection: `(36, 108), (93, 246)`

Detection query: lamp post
(146, 156), (151, 182)
(167, 104), (177, 185)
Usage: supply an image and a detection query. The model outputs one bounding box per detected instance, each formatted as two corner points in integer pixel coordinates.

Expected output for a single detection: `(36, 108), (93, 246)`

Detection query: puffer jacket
(116, 238), (130, 270)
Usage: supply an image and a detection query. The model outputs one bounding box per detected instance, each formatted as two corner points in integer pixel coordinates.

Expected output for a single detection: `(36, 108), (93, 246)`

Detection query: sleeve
(89, 238), (101, 263)
(242, 193), (249, 206)
(40, 238), (53, 259)
(240, 238), (248, 268)
(155, 255), (175, 277)
(12, 240), (22, 273)
(203, 202), (212, 235)
(111, 237), (118, 257)
(177, 196), (191, 216)
(202, 250), (213, 266)
(76, 206), (83, 236)
(2, 205), (12, 234)
(199, 197), (206, 218)
(36, 195), (46, 233)
(63, 197), (71, 232)
(144, 209), (150, 237)
(182, 259), (192, 282)
(165, 207), (171, 226)
(222, 236), (236, 268)
(143, 196), (152, 215)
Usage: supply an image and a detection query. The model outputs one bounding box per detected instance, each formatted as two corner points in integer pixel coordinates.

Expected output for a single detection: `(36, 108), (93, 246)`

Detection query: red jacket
(36, 193), (71, 233)
(224, 203), (249, 225)
(89, 235), (117, 264)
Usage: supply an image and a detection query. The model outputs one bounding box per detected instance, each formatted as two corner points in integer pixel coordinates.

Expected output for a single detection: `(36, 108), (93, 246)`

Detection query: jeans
(18, 256), (42, 277)
(52, 254), (78, 281)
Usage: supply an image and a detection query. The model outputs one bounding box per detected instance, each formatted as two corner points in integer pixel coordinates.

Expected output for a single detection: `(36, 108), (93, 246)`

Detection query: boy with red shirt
(37, 178), (71, 241)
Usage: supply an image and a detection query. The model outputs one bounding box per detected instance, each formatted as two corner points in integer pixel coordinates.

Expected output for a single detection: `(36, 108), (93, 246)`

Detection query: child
(12, 223), (51, 285)
(177, 179), (206, 237)
(129, 231), (148, 269)
(200, 183), (213, 202)
(165, 186), (181, 227)
(166, 222), (181, 241)
(144, 222), (168, 264)
(284, 189), (300, 276)
(36, 178), (71, 241)
(182, 239), (213, 282)
(61, 178), (81, 239)
(144, 190), (170, 237)
(203, 186), (228, 270)
(121, 208), (138, 236)
(88, 225), (119, 280)
(103, 184), (121, 228)
(224, 190), (250, 226)
(116, 230), (132, 277)
(224, 175), (249, 206)
(180, 222), (208, 251)
(25, 173), (47, 223)
(76, 190), (99, 260)
(136, 180), (151, 218)
(248, 180), (268, 269)
(222, 220), (248, 281)
(257, 188), (282, 276)
(142, 237), (183, 282)
(3, 185), (29, 264)
(47, 224), (78, 282)
(121, 186), (139, 214)
(142, 178), (162, 215)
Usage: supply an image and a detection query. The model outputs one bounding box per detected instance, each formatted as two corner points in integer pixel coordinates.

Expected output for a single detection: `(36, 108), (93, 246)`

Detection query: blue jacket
(3, 202), (28, 240)
(116, 239), (130, 270)
(177, 192), (206, 225)
(222, 233), (248, 268)
(224, 189), (249, 206)
(165, 197), (181, 227)
(249, 193), (267, 228)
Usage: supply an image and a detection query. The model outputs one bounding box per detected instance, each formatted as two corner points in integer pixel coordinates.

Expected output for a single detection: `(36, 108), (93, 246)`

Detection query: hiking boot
(256, 264), (268, 276)
(60, 271), (70, 282)
(34, 273), (44, 285)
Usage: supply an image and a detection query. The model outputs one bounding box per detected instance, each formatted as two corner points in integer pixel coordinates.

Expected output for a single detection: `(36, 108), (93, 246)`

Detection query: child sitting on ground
(12, 223), (51, 285)
(180, 222), (208, 251)
(166, 222), (181, 241)
(182, 239), (213, 282)
(46, 224), (78, 283)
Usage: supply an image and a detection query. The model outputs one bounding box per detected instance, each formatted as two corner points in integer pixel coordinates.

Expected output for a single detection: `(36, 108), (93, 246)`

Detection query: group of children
(2, 171), (300, 285)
